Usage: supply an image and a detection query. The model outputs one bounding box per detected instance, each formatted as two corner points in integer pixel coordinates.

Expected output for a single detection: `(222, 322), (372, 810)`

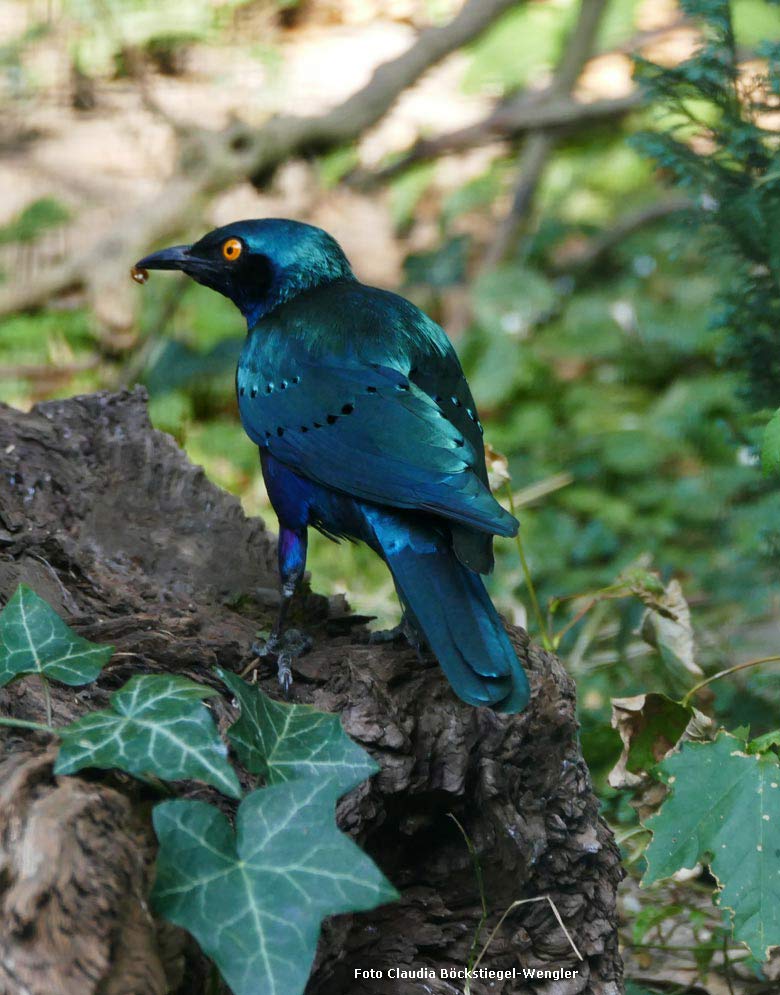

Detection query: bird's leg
(251, 527), (311, 694)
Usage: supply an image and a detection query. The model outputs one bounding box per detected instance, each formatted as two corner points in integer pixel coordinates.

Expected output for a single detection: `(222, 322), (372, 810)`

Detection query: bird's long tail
(364, 508), (530, 713)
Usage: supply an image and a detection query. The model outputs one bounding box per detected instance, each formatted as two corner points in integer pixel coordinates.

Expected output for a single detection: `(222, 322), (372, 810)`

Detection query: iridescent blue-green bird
(135, 220), (529, 713)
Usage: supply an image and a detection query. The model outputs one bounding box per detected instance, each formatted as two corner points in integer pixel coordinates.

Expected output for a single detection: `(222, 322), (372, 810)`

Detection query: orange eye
(222, 238), (242, 261)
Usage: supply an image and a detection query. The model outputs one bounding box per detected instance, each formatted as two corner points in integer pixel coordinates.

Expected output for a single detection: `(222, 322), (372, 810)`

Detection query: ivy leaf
(55, 674), (241, 799)
(644, 732), (780, 960)
(761, 407), (780, 475)
(152, 780), (398, 995)
(219, 668), (377, 791)
(0, 584), (112, 687)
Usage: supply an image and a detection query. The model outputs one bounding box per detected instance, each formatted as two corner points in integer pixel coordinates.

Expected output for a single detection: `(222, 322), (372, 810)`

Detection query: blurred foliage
(634, 0), (780, 412)
(0, 197), (70, 247)
(63, 0), (241, 76)
(462, 0), (578, 93)
(3, 0), (780, 982)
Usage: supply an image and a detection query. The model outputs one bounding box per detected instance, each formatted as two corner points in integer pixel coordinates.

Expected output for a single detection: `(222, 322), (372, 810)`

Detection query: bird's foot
(249, 628), (313, 696)
(369, 616), (425, 655)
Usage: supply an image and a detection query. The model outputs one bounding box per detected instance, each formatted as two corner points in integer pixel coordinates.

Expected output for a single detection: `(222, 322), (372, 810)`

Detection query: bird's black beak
(133, 244), (192, 272)
(131, 240), (223, 294)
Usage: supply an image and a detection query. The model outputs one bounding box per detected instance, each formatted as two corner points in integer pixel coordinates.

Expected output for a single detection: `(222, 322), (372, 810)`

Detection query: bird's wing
(238, 356), (516, 537)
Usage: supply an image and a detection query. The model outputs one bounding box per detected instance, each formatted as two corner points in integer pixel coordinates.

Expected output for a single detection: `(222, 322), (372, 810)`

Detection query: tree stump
(0, 389), (623, 995)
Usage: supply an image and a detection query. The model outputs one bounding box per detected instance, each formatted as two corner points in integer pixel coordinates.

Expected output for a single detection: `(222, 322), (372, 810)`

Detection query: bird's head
(133, 219), (354, 327)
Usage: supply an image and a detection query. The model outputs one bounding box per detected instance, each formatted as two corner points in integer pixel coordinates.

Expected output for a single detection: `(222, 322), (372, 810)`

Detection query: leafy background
(2, 0), (780, 990)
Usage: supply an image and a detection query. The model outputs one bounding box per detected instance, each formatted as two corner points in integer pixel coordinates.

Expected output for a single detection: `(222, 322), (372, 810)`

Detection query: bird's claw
(249, 628), (313, 694)
(251, 632), (282, 658)
(277, 654), (294, 697)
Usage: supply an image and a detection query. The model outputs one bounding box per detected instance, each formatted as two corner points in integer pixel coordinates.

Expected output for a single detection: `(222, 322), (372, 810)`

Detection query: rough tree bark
(0, 390), (623, 995)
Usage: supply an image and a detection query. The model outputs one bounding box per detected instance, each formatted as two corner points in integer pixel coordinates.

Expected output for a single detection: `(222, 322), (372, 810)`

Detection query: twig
(483, 131), (558, 267)
(26, 553), (82, 615)
(504, 484), (552, 651)
(682, 654), (780, 707)
(41, 674), (53, 728)
(0, 715), (54, 733)
(0, 359), (100, 382)
(471, 894), (584, 976)
(552, 196), (694, 273)
(550, 580), (644, 647)
(626, 940), (747, 954)
(567, 598), (610, 672)
(448, 814), (488, 973)
(552, 596), (600, 649)
(361, 93), (641, 184)
(722, 932), (737, 995)
(511, 471), (573, 508)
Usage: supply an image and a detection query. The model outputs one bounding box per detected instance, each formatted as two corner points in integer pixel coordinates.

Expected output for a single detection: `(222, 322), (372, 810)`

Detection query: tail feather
(365, 510), (530, 713)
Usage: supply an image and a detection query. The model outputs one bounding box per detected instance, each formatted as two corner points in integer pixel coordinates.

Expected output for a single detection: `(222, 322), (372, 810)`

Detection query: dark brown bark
(0, 389), (623, 995)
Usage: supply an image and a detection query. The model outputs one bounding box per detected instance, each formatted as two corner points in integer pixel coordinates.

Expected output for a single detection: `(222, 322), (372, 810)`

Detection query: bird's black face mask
(133, 234), (276, 324)
(133, 219), (355, 327)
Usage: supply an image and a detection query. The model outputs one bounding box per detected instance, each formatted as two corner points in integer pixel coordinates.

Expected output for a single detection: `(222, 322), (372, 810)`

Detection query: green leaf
(0, 584), (112, 687)
(403, 236), (470, 288)
(389, 162), (436, 227)
(55, 674), (241, 799)
(472, 265), (557, 340)
(317, 145), (359, 187)
(644, 732), (780, 960)
(152, 780), (398, 995)
(761, 407), (780, 475)
(748, 729), (780, 755)
(219, 669), (377, 791)
(0, 197), (71, 246)
(463, 2), (574, 93)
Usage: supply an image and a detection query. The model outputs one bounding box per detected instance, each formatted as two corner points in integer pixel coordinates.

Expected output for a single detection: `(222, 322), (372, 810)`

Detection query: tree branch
(551, 196), (694, 273)
(483, 0), (610, 266)
(360, 14), (692, 185)
(0, 0), (524, 322)
(482, 130), (558, 268)
(271, 0), (525, 151)
(360, 92), (641, 184)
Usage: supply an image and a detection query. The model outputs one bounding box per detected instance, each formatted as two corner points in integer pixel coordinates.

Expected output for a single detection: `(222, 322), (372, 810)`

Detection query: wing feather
(238, 356), (516, 537)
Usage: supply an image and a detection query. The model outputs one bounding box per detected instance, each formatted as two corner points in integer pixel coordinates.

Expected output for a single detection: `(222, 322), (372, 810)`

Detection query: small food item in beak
(131, 266), (149, 284)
